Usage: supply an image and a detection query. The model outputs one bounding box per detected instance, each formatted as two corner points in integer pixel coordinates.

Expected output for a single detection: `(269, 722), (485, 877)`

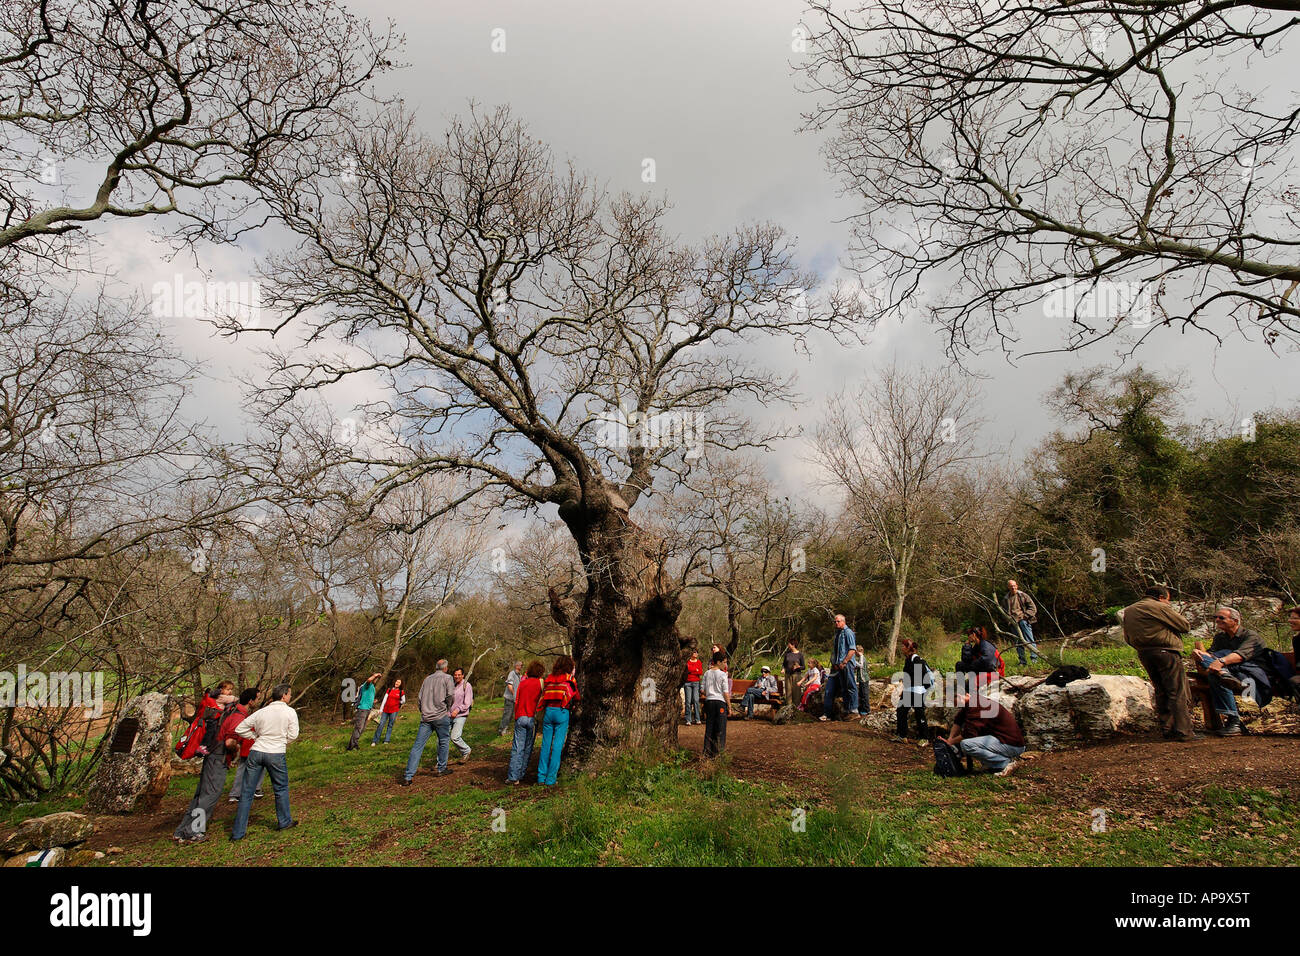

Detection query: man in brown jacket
(1122, 585), (1199, 741)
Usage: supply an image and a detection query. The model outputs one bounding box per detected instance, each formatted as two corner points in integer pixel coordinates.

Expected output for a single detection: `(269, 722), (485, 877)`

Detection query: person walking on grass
(1005, 579), (1042, 665)
(225, 688), (264, 804)
(683, 648), (704, 725)
(346, 672), (381, 751)
(506, 660), (546, 784)
(372, 678), (405, 746)
(173, 681), (236, 844)
(1121, 585), (1199, 742)
(402, 660), (457, 785)
(450, 667), (474, 763)
(499, 661), (523, 736)
(230, 684), (300, 841)
(701, 651), (730, 757)
(536, 656), (580, 786)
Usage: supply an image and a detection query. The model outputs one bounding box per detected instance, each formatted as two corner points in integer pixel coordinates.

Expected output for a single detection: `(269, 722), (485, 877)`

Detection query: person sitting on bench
(798, 660), (823, 711)
(740, 666), (779, 718)
(1193, 607), (1268, 736)
(939, 691), (1026, 777)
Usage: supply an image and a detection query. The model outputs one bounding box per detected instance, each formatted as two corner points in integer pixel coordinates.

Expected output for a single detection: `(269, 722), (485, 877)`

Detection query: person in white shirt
(701, 653), (731, 757)
(230, 684), (299, 842)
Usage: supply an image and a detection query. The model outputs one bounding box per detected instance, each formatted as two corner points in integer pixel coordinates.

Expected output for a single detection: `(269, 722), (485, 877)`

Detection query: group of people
(170, 581), (1300, 845)
(1123, 586), (1300, 740)
(391, 655), (580, 787)
(172, 682), (300, 844)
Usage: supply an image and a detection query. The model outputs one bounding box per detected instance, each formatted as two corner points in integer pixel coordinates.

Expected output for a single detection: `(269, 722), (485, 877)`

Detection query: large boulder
(861, 676), (1021, 734)
(0, 812), (94, 854)
(86, 692), (175, 814)
(1013, 674), (1157, 749)
(864, 672), (1157, 749)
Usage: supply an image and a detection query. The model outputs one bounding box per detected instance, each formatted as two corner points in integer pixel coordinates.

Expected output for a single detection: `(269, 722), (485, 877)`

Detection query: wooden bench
(1188, 650), (1295, 733)
(729, 678), (785, 717)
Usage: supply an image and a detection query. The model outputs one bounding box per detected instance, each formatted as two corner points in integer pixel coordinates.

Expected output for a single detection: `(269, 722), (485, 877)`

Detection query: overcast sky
(90, 0), (1300, 501)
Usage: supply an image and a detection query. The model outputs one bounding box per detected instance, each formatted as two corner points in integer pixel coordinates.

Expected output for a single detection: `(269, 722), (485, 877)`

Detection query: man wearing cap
(738, 666), (779, 719)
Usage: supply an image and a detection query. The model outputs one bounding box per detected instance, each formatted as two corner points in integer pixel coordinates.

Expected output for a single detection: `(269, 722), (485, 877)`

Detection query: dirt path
(51, 717), (1300, 859)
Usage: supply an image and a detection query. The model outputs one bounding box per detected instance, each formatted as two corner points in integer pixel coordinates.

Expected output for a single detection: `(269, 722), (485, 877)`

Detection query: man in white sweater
(230, 684), (299, 841)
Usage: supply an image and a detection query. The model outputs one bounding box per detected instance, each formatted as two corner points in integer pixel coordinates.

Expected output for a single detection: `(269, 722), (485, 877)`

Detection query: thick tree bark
(551, 494), (684, 762)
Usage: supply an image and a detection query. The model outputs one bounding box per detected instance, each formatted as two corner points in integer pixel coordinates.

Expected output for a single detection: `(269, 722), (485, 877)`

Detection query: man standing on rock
(401, 660), (456, 784)
(1005, 580), (1041, 665)
(1122, 585), (1198, 742)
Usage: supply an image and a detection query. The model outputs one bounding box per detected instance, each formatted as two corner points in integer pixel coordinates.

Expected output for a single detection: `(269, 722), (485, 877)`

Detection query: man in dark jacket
(1194, 607), (1269, 736)
(1122, 586), (1198, 741)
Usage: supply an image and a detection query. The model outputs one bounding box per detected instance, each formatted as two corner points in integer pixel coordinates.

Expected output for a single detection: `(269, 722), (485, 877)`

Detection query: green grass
(5, 691), (1297, 866)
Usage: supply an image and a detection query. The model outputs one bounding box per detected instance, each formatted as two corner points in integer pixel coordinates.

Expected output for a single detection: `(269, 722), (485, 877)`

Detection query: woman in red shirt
(371, 678), (405, 745)
(683, 649), (704, 725)
(536, 656), (580, 786)
(505, 661), (546, 784)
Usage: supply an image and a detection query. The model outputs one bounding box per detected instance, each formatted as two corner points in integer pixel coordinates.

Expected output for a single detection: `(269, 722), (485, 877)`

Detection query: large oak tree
(233, 105), (860, 759)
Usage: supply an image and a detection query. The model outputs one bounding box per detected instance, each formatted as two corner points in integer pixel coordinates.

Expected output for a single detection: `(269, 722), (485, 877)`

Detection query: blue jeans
(741, 688), (771, 717)
(506, 715), (537, 781)
(403, 717), (451, 780)
(230, 750), (292, 839)
(1015, 620), (1041, 663)
(536, 707), (570, 785)
(372, 711), (397, 744)
(826, 665), (858, 715)
(959, 735), (1025, 771)
(1196, 650), (1241, 717)
(683, 682), (701, 723)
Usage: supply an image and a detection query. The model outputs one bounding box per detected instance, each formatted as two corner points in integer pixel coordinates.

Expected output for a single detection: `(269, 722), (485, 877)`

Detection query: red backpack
(993, 647), (1006, 679)
(175, 694), (222, 759)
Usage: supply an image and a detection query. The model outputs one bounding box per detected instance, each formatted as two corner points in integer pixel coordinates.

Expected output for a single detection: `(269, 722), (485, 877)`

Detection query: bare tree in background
(803, 0), (1300, 357)
(814, 362), (983, 663)
(666, 455), (840, 674)
(0, 0), (395, 289)
(230, 104), (861, 758)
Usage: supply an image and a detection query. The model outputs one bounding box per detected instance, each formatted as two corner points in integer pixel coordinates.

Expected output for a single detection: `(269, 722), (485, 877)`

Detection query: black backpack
(932, 738), (969, 777)
(1046, 665), (1091, 687)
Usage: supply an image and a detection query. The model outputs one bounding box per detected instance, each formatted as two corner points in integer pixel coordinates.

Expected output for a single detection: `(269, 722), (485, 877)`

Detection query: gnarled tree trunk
(550, 493), (685, 762)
